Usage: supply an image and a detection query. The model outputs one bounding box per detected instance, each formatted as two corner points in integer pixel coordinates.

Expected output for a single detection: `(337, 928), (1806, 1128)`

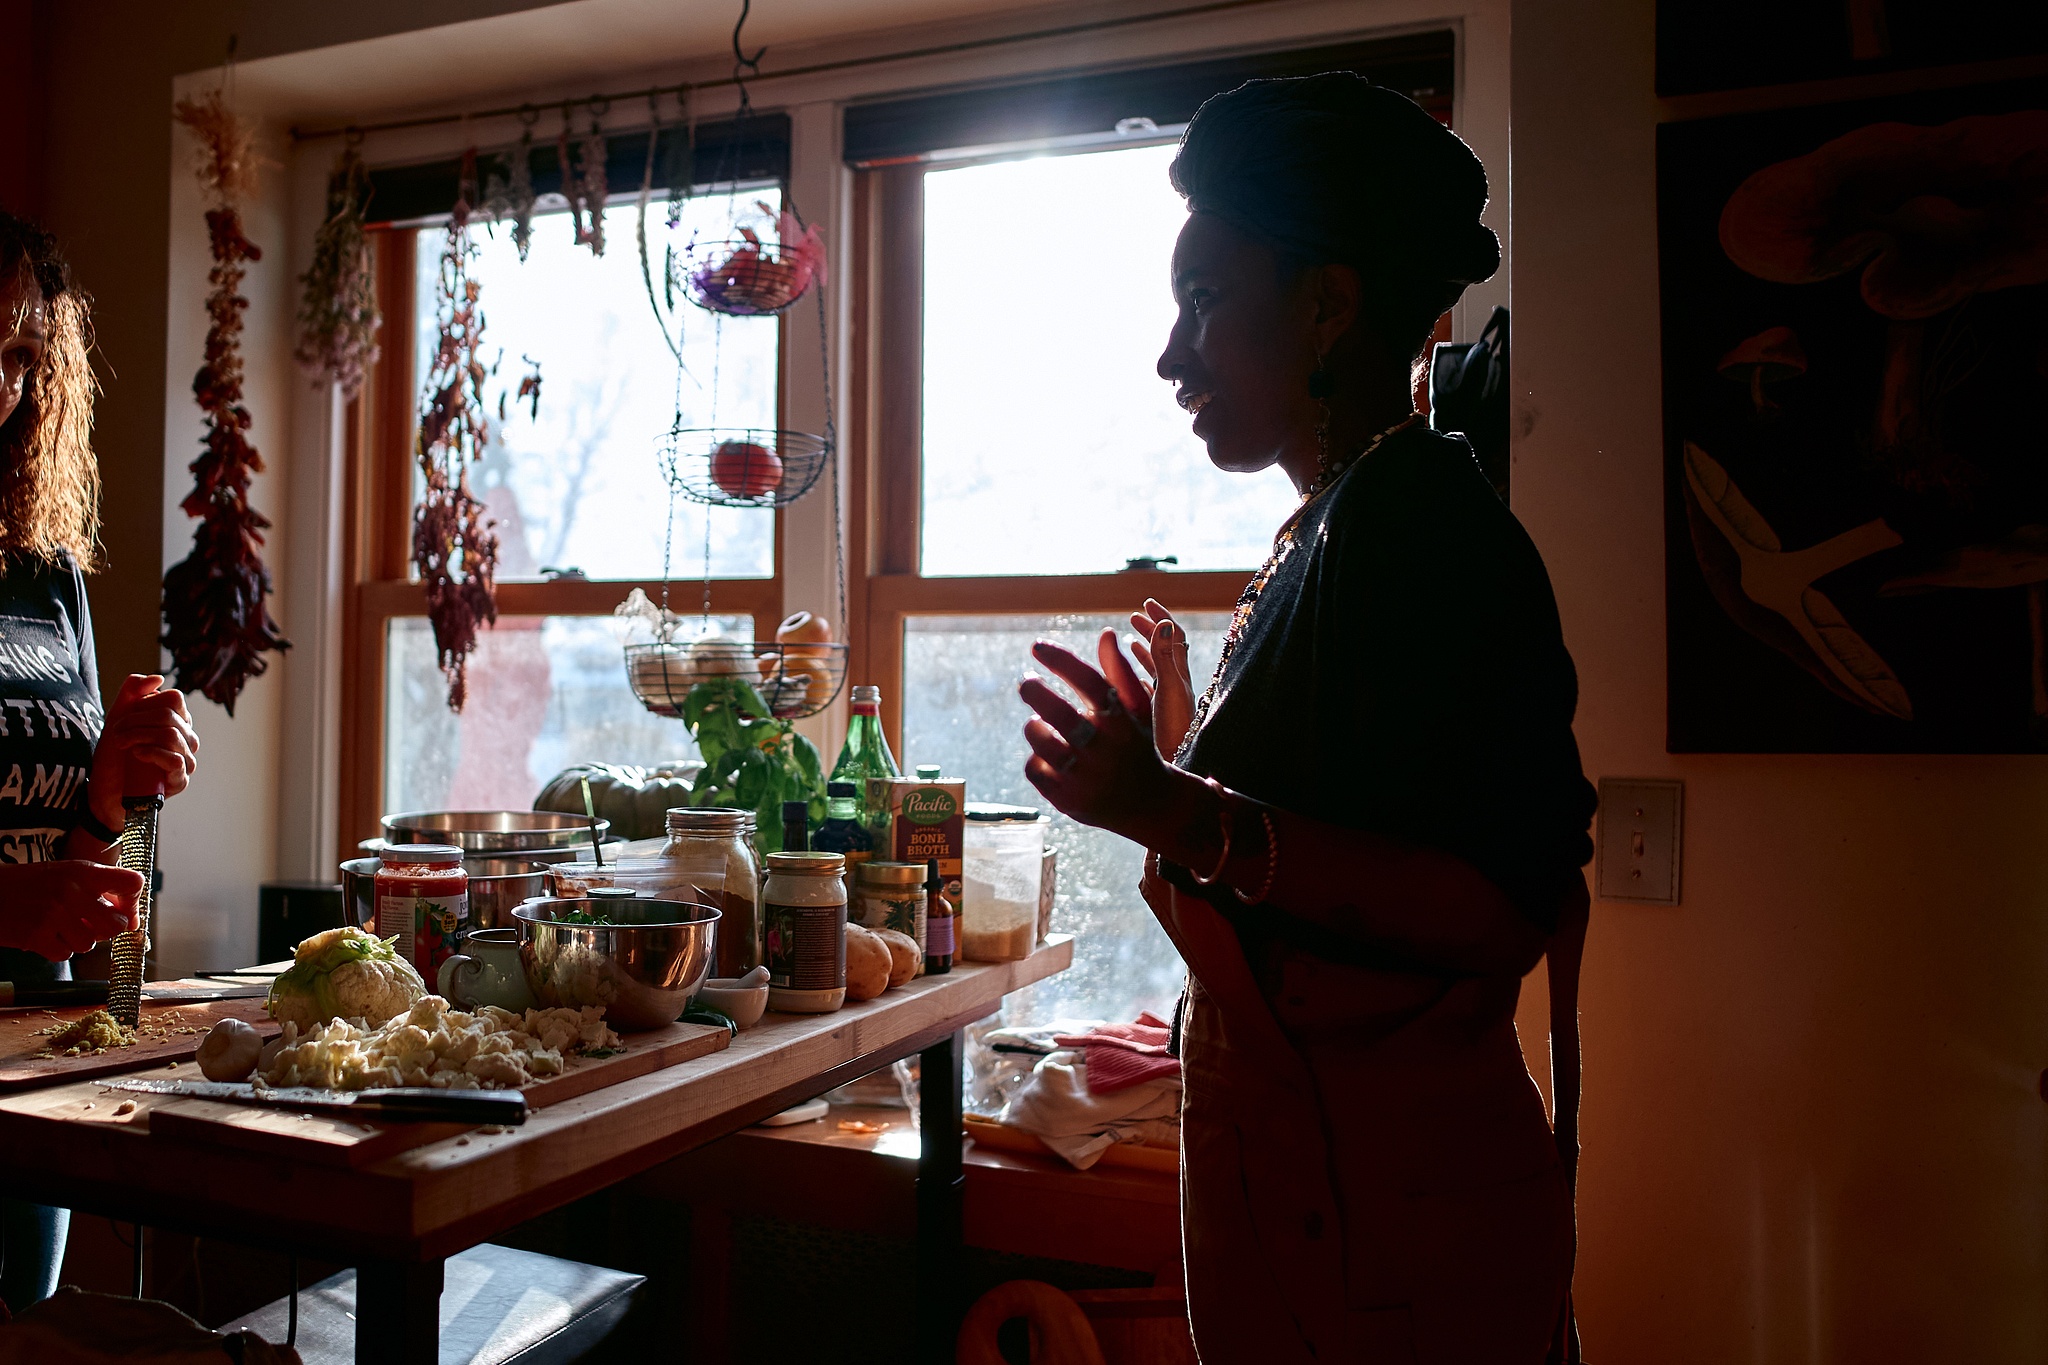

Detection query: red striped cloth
(1052, 1011), (1180, 1094)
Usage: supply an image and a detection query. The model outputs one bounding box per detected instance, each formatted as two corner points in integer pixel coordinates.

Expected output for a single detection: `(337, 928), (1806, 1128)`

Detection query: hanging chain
(815, 269), (847, 640)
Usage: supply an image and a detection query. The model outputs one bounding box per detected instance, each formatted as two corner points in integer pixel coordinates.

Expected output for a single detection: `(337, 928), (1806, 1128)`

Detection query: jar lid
(826, 780), (857, 798)
(965, 802), (1040, 822)
(381, 843), (464, 865)
(587, 886), (639, 899)
(915, 764), (943, 780)
(851, 685), (881, 704)
(855, 860), (926, 886)
(767, 851), (846, 874)
(667, 807), (754, 833)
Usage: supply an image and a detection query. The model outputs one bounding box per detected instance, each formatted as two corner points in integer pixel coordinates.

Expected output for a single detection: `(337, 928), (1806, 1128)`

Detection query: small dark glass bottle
(780, 800), (809, 853)
(812, 781), (872, 866)
(923, 858), (953, 975)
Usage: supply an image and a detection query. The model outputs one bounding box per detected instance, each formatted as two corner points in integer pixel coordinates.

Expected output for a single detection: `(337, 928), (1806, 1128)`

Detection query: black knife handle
(356, 1090), (528, 1125)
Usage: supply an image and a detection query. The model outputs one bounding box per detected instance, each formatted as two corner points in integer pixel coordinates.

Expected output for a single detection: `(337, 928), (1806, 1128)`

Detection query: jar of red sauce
(375, 844), (469, 977)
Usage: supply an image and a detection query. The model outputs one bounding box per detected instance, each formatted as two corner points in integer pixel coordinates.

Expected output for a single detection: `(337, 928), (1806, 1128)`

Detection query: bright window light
(920, 142), (1300, 577)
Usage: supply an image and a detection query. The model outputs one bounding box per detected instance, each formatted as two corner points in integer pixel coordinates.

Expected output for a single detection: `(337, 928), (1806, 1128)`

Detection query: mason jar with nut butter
(763, 851), (848, 1013)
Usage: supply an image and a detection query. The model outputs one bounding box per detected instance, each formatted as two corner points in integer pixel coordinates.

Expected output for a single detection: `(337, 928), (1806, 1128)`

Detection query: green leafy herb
(682, 677), (827, 852)
(554, 911), (618, 926)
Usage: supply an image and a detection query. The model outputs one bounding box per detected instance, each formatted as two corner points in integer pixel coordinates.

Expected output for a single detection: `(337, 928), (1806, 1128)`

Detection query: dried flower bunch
(412, 151), (501, 712)
(556, 103), (608, 256)
(482, 125), (537, 261)
(293, 145), (380, 397)
(161, 89), (289, 714)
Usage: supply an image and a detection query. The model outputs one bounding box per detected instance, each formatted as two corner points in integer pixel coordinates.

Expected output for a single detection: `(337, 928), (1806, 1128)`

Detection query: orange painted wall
(1513, 2), (2048, 1360)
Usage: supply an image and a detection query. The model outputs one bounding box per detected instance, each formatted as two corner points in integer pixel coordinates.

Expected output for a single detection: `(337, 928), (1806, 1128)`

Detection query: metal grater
(105, 794), (163, 1030)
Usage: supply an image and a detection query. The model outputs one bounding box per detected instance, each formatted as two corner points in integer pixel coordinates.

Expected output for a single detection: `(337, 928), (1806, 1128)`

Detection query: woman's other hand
(88, 675), (199, 832)
(1020, 631), (1199, 847)
(0, 862), (141, 959)
(1128, 599), (1195, 759)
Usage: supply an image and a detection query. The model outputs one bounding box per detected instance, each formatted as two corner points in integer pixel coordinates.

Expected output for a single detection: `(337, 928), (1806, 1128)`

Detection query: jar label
(764, 900), (845, 991)
(378, 892), (467, 976)
(926, 913), (955, 957)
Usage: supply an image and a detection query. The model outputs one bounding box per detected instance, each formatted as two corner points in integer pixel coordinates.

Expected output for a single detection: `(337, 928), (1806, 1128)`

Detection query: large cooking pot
(381, 810), (611, 854)
(339, 855), (549, 934)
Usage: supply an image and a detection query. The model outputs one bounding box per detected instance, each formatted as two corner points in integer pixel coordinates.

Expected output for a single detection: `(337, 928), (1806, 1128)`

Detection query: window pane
(901, 612), (1228, 1025)
(412, 194), (779, 581)
(383, 614), (747, 814)
(921, 144), (1299, 576)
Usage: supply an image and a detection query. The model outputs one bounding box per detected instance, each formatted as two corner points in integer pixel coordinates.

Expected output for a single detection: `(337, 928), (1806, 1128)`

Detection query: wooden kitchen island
(0, 936), (1073, 1363)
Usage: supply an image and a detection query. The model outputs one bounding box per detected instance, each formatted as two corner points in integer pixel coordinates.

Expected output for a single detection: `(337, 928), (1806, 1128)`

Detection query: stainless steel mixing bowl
(513, 897), (720, 1030)
(381, 810), (612, 854)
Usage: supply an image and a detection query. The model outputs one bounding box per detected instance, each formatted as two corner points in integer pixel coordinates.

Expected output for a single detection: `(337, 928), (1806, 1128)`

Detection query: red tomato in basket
(710, 441), (782, 499)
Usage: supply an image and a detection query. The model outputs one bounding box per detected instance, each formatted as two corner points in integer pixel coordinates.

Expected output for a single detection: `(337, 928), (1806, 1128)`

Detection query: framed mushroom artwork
(1657, 75), (2048, 752)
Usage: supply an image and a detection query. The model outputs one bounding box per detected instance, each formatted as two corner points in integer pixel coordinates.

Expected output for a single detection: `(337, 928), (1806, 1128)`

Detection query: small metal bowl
(512, 897), (720, 1030)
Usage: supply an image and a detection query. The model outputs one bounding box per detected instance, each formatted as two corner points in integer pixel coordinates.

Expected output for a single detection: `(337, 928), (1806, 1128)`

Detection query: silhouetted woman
(1019, 75), (1594, 1363)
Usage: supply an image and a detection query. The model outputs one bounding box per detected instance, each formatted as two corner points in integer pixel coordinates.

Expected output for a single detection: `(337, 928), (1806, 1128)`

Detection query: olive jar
(660, 808), (763, 978)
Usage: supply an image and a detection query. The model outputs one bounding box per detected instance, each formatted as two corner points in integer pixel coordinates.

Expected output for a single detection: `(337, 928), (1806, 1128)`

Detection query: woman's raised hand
(1128, 599), (1195, 759)
(1020, 631), (1194, 846)
(86, 675), (199, 835)
(0, 862), (141, 959)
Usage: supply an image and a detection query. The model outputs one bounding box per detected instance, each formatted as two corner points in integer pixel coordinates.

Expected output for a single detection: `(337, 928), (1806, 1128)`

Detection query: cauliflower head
(266, 927), (426, 1031)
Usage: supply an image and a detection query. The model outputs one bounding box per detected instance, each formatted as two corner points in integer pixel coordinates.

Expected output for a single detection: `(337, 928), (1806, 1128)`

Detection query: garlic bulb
(197, 1017), (264, 1082)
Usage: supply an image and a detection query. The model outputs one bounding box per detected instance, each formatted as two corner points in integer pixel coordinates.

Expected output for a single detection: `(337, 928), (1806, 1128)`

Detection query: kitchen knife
(101, 1079), (527, 1125)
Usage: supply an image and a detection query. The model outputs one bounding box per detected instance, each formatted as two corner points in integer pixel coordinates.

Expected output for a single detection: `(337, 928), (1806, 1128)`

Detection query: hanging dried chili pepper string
(412, 149), (501, 711)
(161, 83), (291, 714)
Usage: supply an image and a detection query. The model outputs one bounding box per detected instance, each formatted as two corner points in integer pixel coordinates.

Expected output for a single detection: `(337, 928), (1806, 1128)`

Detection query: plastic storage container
(961, 804), (1043, 962)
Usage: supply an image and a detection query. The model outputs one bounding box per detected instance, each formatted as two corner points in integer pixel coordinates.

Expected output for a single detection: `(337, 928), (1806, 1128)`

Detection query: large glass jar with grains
(660, 808), (762, 977)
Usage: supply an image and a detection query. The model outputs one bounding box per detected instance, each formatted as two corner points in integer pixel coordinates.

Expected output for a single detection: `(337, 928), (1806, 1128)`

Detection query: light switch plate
(1596, 778), (1683, 904)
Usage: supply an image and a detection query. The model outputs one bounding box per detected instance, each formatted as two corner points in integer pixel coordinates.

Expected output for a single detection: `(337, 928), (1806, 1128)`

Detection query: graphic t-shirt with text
(0, 554), (102, 866)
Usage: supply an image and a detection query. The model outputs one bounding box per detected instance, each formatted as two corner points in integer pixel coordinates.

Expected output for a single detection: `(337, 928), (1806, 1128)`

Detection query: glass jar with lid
(763, 851), (848, 1013)
(375, 843), (469, 976)
(660, 808), (762, 977)
(962, 803), (1044, 962)
(852, 860), (927, 971)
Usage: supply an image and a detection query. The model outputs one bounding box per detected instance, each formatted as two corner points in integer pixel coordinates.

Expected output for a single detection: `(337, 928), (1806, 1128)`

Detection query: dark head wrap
(1169, 72), (1499, 346)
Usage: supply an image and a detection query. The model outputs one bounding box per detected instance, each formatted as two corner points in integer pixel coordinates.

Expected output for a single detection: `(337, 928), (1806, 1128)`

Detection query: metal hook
(518, 103), (540, 128)
(588, 94), (611, 120)
(731, 0), (765, 76)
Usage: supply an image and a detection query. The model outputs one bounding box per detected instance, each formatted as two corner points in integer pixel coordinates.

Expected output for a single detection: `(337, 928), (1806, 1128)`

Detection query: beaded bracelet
(1233, 807), (1278, 906)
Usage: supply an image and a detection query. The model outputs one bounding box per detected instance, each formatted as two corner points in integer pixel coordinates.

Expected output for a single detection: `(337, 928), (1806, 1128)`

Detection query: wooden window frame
(845, 162), (1251, 758)
(338, 228), (785, 853)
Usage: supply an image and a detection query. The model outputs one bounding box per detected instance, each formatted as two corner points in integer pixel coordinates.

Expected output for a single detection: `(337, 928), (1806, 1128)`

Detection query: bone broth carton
(869, 777), (964, 942)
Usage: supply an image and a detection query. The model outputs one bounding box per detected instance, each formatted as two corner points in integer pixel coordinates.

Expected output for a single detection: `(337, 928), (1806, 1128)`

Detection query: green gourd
(533, 762), (701, 841)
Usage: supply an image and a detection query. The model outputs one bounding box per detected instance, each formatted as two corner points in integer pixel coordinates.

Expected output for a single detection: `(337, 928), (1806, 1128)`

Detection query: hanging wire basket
(626, 639), (850, 720)
(676, 231), (821, 316)
(660, 426), (830, 509)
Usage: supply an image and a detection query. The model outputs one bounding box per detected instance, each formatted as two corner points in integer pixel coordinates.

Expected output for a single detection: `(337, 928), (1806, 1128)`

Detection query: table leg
(917, 1028), (965, 1363)
(356, 1256), (442, 1364)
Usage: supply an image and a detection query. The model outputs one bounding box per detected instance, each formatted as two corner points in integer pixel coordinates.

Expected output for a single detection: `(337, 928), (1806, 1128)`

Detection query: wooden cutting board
(143, 1019), (731, 1166)
(0, 997), (278, 1091)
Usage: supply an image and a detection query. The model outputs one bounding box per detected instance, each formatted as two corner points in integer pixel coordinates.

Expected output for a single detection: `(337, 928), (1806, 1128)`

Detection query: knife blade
(101, 1079), (527, 1125)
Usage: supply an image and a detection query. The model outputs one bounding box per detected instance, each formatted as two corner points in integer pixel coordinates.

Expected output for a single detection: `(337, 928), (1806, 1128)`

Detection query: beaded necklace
(1176, 412), (1423, 763)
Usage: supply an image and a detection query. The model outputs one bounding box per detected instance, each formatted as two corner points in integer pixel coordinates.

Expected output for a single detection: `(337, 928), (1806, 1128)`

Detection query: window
(853, 139), (1270, 1027)
(342, 193), (784, 845)
(850, 34), (1457, 1026)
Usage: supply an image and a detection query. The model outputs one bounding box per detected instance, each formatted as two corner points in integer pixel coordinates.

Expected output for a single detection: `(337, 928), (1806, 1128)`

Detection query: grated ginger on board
(34, 1007), (208, 1059)
(259, 995), (623, 1091)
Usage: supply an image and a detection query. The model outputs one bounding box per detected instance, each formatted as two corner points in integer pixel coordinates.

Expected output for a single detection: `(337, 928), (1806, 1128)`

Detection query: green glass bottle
(831, 685), (901, 837)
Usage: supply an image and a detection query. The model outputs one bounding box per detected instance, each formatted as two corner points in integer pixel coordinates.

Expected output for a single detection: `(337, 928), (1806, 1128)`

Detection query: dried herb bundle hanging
(575, 110), (608, 255)
(161, 89), (289, 714)
(413, 151), (501, 712)
(293, 145), (380, 397)
(482, 121), (537, 260)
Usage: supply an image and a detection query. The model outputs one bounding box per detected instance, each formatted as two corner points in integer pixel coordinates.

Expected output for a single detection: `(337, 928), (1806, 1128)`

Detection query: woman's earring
(1309, 365), (1335, 489)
